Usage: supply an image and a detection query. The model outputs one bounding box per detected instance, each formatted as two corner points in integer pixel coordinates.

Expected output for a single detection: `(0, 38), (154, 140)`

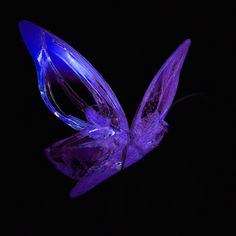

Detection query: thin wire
(172, 92), (206, 108)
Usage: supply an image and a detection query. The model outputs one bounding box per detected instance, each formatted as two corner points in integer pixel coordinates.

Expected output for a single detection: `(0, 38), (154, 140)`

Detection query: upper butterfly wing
(124, 40), (191, 168)
(19, 20), (128, 132)
(19, 20), (129, 197)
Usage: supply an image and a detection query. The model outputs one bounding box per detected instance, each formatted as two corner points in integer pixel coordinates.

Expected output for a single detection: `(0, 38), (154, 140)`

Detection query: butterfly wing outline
(124, 40), (191, 168)
(19, 20), (129, 197)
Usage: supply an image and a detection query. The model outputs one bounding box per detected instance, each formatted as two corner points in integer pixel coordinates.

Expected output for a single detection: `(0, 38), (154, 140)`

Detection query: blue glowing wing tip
(19, 20), (45, 62)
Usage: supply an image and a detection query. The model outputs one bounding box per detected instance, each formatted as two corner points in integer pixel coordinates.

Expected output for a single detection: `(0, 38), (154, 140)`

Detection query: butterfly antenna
(171, 92), (206, 108)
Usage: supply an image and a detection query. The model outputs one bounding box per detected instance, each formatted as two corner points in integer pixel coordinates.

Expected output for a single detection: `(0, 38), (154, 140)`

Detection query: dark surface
(7, 2), (235, 235)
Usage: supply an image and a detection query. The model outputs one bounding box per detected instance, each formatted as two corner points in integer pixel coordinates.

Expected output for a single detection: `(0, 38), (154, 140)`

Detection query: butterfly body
(19, 20), (191, 197)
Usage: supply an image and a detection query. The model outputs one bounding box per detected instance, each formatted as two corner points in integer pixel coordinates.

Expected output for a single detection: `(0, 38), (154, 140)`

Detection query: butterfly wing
(124, 40), (191, 168)
(45, 128), (128, 197)
(19, 20), (128, 132)
(19, 20), (129, 197)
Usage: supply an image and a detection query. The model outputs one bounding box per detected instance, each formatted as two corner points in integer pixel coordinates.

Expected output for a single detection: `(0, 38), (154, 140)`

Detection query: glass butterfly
(19, 20), (191, 198)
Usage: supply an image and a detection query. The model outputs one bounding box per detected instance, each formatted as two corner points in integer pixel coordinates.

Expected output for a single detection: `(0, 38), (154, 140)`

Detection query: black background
(7, 2), (235, 235)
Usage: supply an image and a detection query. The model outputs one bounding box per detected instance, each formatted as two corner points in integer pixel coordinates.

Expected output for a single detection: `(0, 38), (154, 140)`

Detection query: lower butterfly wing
(45, 129), (128, 197)
(19, 20), (129, 132)
(124, 40), (191, 168)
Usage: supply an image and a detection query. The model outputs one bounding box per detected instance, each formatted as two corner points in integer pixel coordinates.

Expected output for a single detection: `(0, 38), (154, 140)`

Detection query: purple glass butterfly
(19, 20), (191, 198)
